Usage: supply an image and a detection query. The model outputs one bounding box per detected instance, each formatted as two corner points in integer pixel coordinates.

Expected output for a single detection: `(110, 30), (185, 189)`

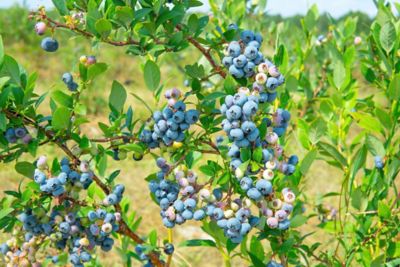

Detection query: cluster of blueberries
(134, 242), (174, 267)
(0, 156), (122, 266)
(103, 184), (124, 206)
(3, 126), (32, 145)
(34, 156), (93, 196)
(220, 92), (296, 174)
(222, 30), (265, 78)
(140, 89), (199, 148)
(149, 158), (207, 228)
(62, 72), (79, 91)
(35, 22), (59, 52)
(0, 213), (44, 266)
(148, 156), (296, 245)
(253, 62), (285, 103)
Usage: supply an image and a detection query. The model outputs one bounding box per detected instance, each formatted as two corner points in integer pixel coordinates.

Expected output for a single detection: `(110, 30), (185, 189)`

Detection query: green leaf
(378, 201), (390, 219)
(148, 230), (157, 246)
(87, 63), (108, 80)
(143, 60), (160, 91)
(0, 35), (3, 66)
(388, 74), (400, 101)
(349, 146), (367, 193)
(114, 6), (134, 26)
(223, 75), (236, 94)
(351, 112), (383, 133)
(300, 149), (317, 175)
(95, 18), (112, 38)
(109, 81), (126, 112)
(0, 112), (6, 131)
(333, 61), (346, 89)
(318, 142), (347, 168)
(51, 90), (73, 108)
(365, 135), (385, 156)
(15, 161), (35, 178)
(2, 55), (20, 84)
(52, 0), (69, 15)
(351, 187), (366, 210)
(0, 208), (13, 220)
(290, 215), (308, 228)
(185, 63), (205, 79)
(179, 239), (216, 247)
(379, 21), (396, 54)
(52, 106), (71, 130)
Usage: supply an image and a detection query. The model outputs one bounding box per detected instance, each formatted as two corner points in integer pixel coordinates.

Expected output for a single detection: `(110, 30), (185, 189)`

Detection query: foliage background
(0, 1), (399, 266)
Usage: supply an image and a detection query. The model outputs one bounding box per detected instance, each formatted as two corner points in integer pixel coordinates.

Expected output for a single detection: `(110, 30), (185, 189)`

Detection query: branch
(176, 25), (226, 78)
(31, 11), (226, 79)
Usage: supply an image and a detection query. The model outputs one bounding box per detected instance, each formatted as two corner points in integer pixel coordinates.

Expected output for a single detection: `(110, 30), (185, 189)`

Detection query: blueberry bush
(0, 0), (399, 266)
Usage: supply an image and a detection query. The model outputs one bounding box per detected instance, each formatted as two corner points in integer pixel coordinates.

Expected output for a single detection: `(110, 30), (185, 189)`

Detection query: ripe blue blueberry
(164, 243), (174, 255)
(41, 37), (59, 52)
(233, 55), (247, 68)
(227, 41), (241, 57)
(240, 30), (254, 43)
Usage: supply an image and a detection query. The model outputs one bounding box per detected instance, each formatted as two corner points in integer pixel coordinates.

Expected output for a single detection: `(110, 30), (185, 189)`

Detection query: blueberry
(254, 33), (263, 43)
(374, 156), (384, 169)
(212, 208), (224, 220)
(255, 179), (272, 196)
(163, 107), (174, 119)
(247, 188), (262, 201)
(173, 111), (185, 123)
(227, 105), (242, 120)
(288, 155), (299, 165)
(240, 177), (253, 191)
(101, 237), (114, 251)
(15, 127), (27, 138)
(193, 209), (206, 220)
(185, 109), (200, 124)
(80, 251), (91, 262)
(227, 41), (241, 57)
(96, 209), (107, 219)
(244, 45), (258, 60)
(233, 93), (248, 106)
(227, 23), (238, 31)
(242, 100), (258, 117)
(41, 37), (59, 52)
(230, 128), (244, 140)
(278, 219), (290, 230)
(184, 198), (196, 210)
(0, 243), (9, 254)
(217, 219), (228, 228)
(62, 72), (73, 84)
(59, 222), (71, 233)
(174, 101), (186, 112)
(233, 55), (247, 68)
(35, 22), (46, 35)
(222, 56), (233, 67)
(227, 218), (241, 231)
(67, 81), (79, 91)
(156, 157), (167, 168)
(240, 222), (252, 235)
(243, 61), (255, 73)
(248, 40), (260, 49)
(164, 243), (174, 255)
(151, 111), (163, 123)
(240, 30), (254, 43)
(229, 65), (245, 78)
(181, 209), (193, 220)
